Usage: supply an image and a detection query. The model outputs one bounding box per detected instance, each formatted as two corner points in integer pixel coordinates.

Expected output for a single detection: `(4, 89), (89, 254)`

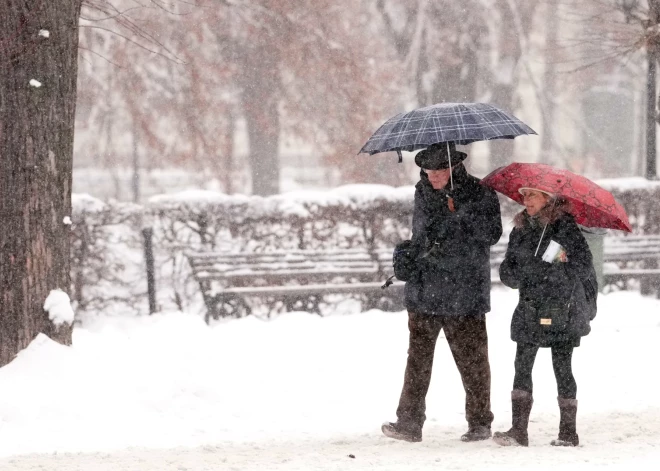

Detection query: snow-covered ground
(0, 289), (659, 470)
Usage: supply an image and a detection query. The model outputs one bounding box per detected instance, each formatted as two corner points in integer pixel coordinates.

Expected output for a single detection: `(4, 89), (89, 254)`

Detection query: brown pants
(396, 312), (494, 429)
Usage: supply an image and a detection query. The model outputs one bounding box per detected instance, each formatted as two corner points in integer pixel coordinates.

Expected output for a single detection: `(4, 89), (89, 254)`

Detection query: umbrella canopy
(359, 102), (536, 156)
(481, 163), (632, 232)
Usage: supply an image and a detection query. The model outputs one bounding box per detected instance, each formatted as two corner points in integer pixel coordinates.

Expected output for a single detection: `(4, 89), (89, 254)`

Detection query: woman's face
(520, 189), (551, 216)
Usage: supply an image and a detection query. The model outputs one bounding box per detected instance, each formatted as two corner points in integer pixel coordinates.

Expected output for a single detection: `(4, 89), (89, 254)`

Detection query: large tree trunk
(648, 0), (660, 180)
(416, 5), (480, 106)
(242, 45), (281, 196)
(488, 0), (538, 168)
(0, 0), (82, 366)
(541, 0), (559, 166)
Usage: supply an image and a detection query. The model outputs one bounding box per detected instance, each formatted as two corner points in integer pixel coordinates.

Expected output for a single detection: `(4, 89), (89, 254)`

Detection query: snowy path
(0, 289), (658, 470)
(3, 408), (660, 471)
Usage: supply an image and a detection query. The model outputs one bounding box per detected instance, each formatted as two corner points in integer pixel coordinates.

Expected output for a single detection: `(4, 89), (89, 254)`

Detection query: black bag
(583, 264), (598, 320)
(536, 302), (571, 333)
(393, 240), (421, 282)
(519, 299), (571, 335)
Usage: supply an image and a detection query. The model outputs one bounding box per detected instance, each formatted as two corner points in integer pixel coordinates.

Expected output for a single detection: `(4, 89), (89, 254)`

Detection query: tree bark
(377, 1), (479, 107)
(648, 0), (660, 179)
(0, 0), (82, 366)
(241, 44), (281, 196)
(417, 5), (480, 106)
(541, 0), (559, 165)
(488, 0), (538, 168)
(646, 45), (657, 180)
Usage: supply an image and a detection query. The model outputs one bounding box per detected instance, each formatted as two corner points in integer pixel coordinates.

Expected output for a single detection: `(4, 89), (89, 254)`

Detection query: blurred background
(72, 0), (656, 200)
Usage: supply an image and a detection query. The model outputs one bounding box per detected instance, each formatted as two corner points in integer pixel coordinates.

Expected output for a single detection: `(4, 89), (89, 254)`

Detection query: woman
(493, 188), (597, 448)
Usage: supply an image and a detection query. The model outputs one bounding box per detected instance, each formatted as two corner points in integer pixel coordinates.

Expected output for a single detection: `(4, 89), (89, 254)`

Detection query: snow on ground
(0, 289), (659, 470)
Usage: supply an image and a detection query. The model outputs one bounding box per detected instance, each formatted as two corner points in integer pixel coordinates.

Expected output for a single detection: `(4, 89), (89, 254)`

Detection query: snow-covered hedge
(70, 180), (660, 316)
(70, 195), (144, 314)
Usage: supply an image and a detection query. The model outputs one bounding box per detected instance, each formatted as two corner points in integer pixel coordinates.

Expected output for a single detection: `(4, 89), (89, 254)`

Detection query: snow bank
(597, 177), (660, 192)
(72, 193), (107, 213)
(44, 289), (75, 326)
(0, 290), (658, 471)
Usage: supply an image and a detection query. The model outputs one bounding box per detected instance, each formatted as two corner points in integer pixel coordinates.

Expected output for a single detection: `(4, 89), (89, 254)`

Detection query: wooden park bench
(491, 234), (660, 296)
(492, 234), (660, 296)
(186, 248), (404, 322)
(187, 235), (660, 321)
(601, 235), (660, 296)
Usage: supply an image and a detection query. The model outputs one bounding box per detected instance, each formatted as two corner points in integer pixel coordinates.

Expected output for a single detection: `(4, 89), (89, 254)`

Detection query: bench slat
(195, 270), (381, 283)
(192, 260), (379, 270)
(188, 237), (660, 286)
(218, 281), (406, 296)
(189, 235), (660, 319)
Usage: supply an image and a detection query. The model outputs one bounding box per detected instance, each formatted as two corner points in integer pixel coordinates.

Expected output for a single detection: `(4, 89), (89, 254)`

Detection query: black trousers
(513, 342), (577, 399)
(396, 313), (494, 429)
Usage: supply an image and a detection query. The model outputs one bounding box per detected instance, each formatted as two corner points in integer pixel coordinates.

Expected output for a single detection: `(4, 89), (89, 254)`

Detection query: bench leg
(206, 294), (251, 320)
(281, 294), (323, 316)
(641, 260), (658, 296)
(363, 292), (379, 311)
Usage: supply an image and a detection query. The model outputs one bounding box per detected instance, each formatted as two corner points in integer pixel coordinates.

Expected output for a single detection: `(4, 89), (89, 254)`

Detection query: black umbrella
(359, 102), (537, 162)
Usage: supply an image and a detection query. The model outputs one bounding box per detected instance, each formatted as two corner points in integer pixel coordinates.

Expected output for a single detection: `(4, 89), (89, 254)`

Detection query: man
(383, 142), (503, 443)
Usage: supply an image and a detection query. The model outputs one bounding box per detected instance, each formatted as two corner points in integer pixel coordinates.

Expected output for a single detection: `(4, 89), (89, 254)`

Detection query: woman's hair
(513, 195), (570, 228)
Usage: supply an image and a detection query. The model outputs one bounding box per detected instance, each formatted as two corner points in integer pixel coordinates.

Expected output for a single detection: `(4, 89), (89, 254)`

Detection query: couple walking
(383, 143), (599, 447)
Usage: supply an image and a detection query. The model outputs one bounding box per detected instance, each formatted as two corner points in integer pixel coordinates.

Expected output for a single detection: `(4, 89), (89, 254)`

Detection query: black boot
(381, 421), (422, 442)
(493, 390), (533, 447)
(460, 425), (492, 442)
(551, 397), (579, 447)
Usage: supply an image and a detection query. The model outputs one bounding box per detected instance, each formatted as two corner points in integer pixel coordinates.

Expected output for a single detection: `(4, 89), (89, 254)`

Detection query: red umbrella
(481, 163), (632, 232)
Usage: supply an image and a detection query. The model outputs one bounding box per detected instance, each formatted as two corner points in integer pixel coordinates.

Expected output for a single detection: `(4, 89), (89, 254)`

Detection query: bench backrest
(603, 235), (660, 261)
(187, 235), (660, 285)
(187, 248), (394, 286)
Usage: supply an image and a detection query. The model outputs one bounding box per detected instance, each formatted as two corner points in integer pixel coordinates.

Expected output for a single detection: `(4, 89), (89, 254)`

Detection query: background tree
(75, 0), (400, 194)
(376, 0), (482, 106)
(375, 0), (538, 167)
(201, 0), (401, 191)
(0, 0), (83, 366)
(555, 0), (659, 178)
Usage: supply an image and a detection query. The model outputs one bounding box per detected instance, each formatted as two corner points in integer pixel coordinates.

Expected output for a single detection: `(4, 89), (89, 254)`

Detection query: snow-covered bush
(70, 181), (660, 317)
(71, 194), (145, 315)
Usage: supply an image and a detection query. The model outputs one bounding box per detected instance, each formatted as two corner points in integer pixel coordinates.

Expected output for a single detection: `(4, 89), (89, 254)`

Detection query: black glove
(520, 254), (565, 284)
(519, 254), (550, 281)
(393, 240), (421, 281)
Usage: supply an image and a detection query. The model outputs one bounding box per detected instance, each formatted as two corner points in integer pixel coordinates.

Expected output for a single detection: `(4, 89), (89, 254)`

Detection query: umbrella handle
(534, 222), (549, 257)
(447, 142), (454, 190)
(534, 199), (557, 257)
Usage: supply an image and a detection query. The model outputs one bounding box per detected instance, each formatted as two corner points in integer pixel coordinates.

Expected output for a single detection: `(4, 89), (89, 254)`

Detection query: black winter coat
(404, 165), (502, 316)
(499, 211), (597, 347)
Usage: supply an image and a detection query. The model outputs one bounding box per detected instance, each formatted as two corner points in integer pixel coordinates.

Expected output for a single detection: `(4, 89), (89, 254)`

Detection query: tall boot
(493, 390), (533, 447)
(551, 397), (579, 447)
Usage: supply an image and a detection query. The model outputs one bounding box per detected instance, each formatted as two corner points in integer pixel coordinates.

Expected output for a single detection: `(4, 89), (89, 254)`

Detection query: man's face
(426, 168), (452, 190)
